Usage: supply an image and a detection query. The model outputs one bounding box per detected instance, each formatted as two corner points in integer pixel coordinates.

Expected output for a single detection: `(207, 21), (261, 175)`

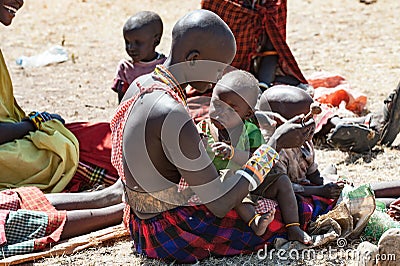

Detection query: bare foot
(287, 225), (313, 245)
(251, 209), (275, 236)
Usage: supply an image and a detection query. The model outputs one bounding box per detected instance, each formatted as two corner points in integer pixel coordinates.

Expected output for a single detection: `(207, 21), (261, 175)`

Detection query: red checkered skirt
(201, 0), (306, 83)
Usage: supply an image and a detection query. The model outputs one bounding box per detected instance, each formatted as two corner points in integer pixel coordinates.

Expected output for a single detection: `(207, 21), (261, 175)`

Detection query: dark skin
(0, 0), (30, 145)
(47, 180), (125, 240)
(258, 86), (345, 244)
(0, 3), (65, 144)
(0, 121), (35, 145)
(1, 1), (124, 239)
(208, 80), (258, 164)
(206, 72), (275, 236)
(122, 10), (315, 223)
(123, 23), (162, 63)
(117, 14), (163, 102)
(259, 86), (345, 199)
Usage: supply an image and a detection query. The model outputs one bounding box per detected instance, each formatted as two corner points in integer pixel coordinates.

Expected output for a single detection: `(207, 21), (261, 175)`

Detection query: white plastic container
(16, 45), (68, 68)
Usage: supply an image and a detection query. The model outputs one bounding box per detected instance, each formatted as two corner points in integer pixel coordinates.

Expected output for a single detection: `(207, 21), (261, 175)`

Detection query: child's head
(259, 85), (314, 120)
(169, 10), (236, 93)
(123, 11), (163, 63)
(209, 70), (259, 130)
(258, 85), (315, 139)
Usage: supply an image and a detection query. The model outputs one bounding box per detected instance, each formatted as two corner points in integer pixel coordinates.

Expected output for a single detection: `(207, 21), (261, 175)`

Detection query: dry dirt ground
(1, 0), (400, 265)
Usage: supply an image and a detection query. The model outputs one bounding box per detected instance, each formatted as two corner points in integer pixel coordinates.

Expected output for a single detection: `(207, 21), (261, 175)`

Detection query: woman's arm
(0, 121), (35, 145)
(161, 110), (316, 218)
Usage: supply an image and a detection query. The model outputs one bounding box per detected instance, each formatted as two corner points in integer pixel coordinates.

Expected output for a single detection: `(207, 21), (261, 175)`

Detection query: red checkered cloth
(201, 0), (306, 84)
(0, 190), (19, 211)
(13, 187), (67, 249)
(0, 190), (20, 245)
(0, 187), (67, 253)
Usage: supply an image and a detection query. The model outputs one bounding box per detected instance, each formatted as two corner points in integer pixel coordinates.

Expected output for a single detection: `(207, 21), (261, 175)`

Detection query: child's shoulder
(116, 58), (134, 68)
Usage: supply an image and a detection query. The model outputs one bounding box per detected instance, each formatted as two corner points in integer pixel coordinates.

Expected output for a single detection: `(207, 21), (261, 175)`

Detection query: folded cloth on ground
(0, 187), (67, 258)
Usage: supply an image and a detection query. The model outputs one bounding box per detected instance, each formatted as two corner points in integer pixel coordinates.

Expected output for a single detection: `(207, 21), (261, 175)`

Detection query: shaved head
(123, 11), (163, 34)
(215, 70), (259, 111)
(170, 9), (236, 62)
(259, 85), (313, 119)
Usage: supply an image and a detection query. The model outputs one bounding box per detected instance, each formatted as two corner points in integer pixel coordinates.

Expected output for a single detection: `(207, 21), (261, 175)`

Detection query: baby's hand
(211, 142), (233, 160)
(321, 182), (344, 199)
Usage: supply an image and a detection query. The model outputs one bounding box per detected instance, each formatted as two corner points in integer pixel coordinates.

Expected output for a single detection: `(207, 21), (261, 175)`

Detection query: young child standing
(258, 85), (345, 199)
(112, 11), (166, 102)
(198, 70), (311, 243)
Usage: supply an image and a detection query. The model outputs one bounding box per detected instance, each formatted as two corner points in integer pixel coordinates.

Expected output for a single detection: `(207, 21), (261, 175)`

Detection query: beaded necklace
(152, 65), (187, 106)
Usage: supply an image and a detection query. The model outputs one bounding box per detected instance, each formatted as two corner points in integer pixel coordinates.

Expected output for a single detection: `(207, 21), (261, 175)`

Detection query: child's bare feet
(251, 209), (275, 236)
(287, 225), (313, 245)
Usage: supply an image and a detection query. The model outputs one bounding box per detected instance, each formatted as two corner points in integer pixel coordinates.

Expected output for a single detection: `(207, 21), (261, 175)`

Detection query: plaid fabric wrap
(129, 195), (333, 263)
(2, 210), (47, 257)
(14, 187), (55, 211)
(0, 187), (67, 258)
(201, 0), (306, 83)
(63, 161), (119, 192)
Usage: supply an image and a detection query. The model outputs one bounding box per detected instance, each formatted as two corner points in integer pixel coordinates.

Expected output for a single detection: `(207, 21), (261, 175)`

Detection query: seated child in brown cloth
(198, 70), (311, 243)
(258, 85), (345, 199)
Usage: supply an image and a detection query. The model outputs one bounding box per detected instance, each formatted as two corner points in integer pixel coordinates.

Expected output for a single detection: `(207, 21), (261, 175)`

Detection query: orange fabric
(308, 72), (367, 116)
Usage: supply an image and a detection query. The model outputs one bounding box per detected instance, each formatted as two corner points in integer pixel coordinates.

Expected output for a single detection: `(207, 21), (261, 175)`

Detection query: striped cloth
(0, 187), (67, 258)
(201, 0), (307, 84)
(129, 194), (334, 263)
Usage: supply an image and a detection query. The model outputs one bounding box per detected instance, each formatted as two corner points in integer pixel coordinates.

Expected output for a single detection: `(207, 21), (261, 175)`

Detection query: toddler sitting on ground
(258, 85), (345, 199)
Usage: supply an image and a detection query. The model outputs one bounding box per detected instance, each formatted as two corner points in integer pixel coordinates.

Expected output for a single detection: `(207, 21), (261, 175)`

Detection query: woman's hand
(26, 111), (65, 129)
(267, 115), (315, 151)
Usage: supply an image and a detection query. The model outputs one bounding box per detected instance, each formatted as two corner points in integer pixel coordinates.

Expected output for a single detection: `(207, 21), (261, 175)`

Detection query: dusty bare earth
(1, 0), (400, 265)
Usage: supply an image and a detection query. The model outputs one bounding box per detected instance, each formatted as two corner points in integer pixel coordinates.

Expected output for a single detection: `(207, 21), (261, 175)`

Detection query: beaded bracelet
(235, 144), (279, 191)
(24, 111), (44, 130)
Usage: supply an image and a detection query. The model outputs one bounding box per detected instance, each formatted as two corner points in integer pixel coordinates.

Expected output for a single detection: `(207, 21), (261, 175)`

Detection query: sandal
(379, 80), (400, 146)
(327, 122), (380, 153)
